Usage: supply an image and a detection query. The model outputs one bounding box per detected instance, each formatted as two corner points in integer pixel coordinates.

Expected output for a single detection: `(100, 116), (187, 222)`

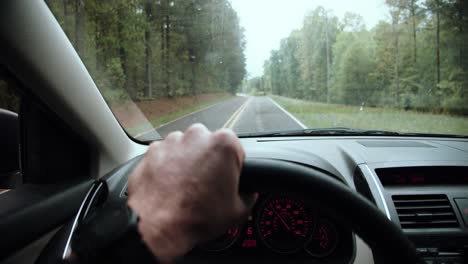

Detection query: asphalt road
(153, 96), (306, 138)
(231, 96), (306, 134)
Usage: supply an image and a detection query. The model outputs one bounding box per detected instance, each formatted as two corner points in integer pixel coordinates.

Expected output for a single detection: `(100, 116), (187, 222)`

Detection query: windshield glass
(47, 0), (468, 140)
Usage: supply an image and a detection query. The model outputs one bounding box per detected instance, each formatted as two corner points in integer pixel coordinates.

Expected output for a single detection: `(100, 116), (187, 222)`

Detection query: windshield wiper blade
(238, 127), (402, 138)
(238, 128), (468, 138)
(278, 127), (401, 136)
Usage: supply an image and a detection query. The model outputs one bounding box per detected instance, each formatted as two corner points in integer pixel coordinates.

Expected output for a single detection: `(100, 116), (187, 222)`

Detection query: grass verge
(271, 95), (468, 135)
(149, 95), (233, 128)
(125, 94), (233, 135)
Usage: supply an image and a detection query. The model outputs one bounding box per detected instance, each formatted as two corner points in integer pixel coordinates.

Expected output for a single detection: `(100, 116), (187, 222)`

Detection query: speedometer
(257, 196), (314, 253)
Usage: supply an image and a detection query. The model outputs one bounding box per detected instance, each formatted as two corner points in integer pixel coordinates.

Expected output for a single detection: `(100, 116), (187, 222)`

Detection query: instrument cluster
(193, 194), (354, 263)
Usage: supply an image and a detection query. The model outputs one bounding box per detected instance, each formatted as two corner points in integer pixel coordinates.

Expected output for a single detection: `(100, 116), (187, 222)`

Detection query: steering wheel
(37, 158), (421, 264)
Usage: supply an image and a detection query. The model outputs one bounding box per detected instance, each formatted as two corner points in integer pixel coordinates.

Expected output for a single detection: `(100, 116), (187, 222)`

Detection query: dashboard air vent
(393, 194), (459, 228)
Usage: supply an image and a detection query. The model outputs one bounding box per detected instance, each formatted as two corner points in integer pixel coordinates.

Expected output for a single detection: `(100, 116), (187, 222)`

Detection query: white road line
(267, 97), (308, 129)
(223, 97), (251, 128)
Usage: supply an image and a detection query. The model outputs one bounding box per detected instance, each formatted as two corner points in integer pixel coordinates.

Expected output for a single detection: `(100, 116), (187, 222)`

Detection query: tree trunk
(456, 0), (464, 70)
(117, 7), (131, 98)
(159, 0), (171, 97)
(62, 0), (70, 38)
(188, 44), (196, 95)
(325, 13), (331, 104)
(94, 10), (105, 72)
(410, 0), (417, 64)
(165, 12), (171, 97)
(144, 3), (153, 98)
(144, 29), (153, 98)
(191, 62), (196, 96)
(391, 9), (400, 104)
(436, 0), (441, 85)
(74, 0), (85, 54)
(160, 16), (165, 97)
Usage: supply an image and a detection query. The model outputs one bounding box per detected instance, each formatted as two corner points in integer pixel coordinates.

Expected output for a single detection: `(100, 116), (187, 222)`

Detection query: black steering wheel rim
(38, 157), (420, 264)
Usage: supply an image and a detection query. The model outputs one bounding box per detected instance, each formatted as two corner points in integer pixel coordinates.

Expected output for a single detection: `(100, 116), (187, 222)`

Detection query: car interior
(0, 1), (467, 264)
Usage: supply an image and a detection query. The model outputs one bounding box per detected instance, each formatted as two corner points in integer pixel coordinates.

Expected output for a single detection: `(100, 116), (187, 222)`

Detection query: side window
(0, 76), (21, 192)
(0, 78), (20, 113)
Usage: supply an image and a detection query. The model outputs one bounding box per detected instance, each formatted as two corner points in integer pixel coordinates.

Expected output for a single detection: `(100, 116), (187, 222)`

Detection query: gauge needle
(270, 207), (291, 231)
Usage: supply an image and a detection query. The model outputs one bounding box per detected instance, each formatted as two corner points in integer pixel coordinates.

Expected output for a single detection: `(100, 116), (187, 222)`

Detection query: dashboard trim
(61, 183), (96, 259)
(353, 235), (373, 264)
(361, 164), (391, 220)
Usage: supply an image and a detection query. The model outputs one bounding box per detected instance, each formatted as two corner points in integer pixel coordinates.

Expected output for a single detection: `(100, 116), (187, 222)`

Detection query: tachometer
(306, 218), (339, 257)
(257, 196), (314, 253)
(199, 227), (241, 252)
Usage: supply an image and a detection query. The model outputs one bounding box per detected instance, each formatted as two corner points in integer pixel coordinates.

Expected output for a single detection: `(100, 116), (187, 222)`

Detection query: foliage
(260, 2), (468, 115)
(46, 0), (246, 102)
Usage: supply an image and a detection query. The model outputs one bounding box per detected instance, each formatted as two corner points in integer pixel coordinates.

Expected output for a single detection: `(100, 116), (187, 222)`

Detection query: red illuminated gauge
(199, 227), (241, 252)
(257, 196), (314, 253)
(306, 218), (339, 258)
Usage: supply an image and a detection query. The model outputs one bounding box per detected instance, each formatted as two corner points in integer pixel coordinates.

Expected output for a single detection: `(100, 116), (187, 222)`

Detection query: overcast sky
(230, 0), (389, 77)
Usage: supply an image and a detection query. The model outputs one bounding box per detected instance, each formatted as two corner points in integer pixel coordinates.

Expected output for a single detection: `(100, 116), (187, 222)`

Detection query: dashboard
(104, 136), (468, 263)
(187, 193), (354, 263)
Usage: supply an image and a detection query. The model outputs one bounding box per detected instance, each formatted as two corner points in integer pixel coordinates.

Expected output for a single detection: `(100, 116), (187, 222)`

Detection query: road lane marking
(267, 97), (307, 129)
(156, 97), (240, 129)
(227, 98), (251, 129)
(223, 97), (251, 129)
(135, 97), (241, 138)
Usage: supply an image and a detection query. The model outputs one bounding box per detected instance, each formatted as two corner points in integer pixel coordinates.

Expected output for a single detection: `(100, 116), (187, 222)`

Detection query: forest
(45, 0), (246, 103)
(1, 0), (466, 118)
(250, 0), (467, 115)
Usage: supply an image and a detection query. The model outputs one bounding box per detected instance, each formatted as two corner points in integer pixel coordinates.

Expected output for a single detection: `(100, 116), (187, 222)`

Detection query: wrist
(131, 203), (198, 263)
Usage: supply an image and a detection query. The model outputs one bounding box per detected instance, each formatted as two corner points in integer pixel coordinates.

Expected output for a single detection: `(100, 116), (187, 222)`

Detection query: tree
(386, 0), (406, 104)
(46, 0), (247, 101)
(409, 0), (418, 63)
(75, 0), (86, 54)
(143, 0), (153, 98)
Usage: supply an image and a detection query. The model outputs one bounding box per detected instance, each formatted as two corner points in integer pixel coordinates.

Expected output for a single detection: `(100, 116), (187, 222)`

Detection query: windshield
(46, 0), (468, 140)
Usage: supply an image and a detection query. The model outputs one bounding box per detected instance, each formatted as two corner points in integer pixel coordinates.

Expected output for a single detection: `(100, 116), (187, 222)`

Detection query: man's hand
(127, 124), (256, 263)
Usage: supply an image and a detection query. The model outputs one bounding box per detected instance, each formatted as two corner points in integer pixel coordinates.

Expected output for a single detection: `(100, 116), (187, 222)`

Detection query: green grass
(127, 95), (233, 135)
(271, 95), (468, 135)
